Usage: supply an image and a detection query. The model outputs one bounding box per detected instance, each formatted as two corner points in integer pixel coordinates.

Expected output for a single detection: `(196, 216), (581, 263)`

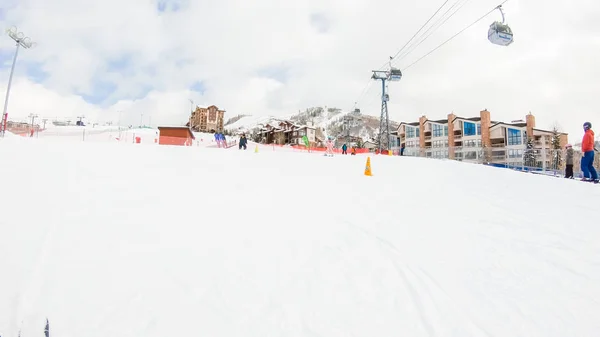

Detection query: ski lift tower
(372, 60), (402, 152)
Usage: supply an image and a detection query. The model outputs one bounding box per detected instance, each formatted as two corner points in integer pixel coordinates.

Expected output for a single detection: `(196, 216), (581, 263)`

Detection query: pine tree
(523, 137), (537, 168)
(481, 143), (493, 164)
(356, 138), (364, 148)
(551, 127), (563, 170)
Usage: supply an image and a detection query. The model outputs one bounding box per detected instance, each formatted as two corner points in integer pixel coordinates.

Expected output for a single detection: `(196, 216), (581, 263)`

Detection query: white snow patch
(0, 140), (599, 336)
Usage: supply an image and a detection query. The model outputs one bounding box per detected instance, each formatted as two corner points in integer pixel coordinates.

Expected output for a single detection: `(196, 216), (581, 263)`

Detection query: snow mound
(0, 141), (599, 337)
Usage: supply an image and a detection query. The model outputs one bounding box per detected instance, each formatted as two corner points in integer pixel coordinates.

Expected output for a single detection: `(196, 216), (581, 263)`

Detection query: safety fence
(261, 143), (372, 154)
(394, 145), (600, 178)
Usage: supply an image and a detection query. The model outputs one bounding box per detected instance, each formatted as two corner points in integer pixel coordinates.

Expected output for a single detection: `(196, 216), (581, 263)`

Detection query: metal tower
(371, 60), (402, 152)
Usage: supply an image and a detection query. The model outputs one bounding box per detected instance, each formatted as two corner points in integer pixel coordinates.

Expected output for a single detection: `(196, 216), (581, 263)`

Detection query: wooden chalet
(257, 120), (316, 145)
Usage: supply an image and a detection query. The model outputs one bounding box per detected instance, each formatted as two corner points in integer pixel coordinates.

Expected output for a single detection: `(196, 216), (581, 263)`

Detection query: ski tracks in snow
(347, 222), (494, 337)
(11, 219), (56, 336)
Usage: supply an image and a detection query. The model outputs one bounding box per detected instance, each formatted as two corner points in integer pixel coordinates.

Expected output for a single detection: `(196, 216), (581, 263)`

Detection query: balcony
(491, 138), (505, 146)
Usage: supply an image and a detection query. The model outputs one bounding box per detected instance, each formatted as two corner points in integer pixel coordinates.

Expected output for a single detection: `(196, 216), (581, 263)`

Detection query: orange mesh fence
(262, 143), (372, 154)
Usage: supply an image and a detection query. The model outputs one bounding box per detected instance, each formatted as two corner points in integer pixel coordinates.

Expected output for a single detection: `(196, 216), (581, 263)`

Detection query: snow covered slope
(1, 138), (600, 336)
(225, 107), (398, 142)
(33, 126), (238, 148)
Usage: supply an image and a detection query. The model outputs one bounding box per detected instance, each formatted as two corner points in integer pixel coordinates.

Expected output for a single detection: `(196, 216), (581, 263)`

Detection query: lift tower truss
(371, 63), (402, 153)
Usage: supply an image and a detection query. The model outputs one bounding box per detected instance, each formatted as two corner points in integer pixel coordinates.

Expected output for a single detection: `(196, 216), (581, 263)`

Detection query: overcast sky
(0, 0), (598, 140)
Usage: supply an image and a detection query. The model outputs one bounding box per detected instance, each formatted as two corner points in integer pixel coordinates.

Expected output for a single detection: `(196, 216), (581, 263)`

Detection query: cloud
(0, 0), (598, 139)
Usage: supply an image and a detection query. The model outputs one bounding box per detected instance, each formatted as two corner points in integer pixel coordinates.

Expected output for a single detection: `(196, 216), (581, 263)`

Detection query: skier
(239, 134), (247, 150)
(342, 143), (348, 155)
(325, 138), (334, 156)
(580, 122), (598, 182)
(564, 144), (574, 179)
(351, 146), (356, 155)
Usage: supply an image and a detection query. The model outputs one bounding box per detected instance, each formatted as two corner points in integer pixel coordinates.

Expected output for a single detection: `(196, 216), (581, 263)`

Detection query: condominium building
(393, 110), (568, 168)
(190, 105), (225, 133)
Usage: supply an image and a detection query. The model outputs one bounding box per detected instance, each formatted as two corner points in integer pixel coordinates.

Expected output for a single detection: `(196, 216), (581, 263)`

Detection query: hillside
(224, 106), (400, 142)
(1, 138), (599, 336)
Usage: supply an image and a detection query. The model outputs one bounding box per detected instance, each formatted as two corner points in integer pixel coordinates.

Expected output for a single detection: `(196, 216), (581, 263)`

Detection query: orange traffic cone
(364, 156), (372, 176)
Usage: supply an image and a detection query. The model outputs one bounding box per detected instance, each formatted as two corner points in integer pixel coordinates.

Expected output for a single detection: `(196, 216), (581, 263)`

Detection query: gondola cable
(402, 0), (510, 71)
(395, 0), (473, 64)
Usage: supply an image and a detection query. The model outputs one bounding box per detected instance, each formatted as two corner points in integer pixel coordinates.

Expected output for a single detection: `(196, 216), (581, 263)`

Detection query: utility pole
(140, 112), (143, 128)
(28, 113), (38, 127)
(188, 99), (194, 131)
(117, 110), (122, 140)
(28, 113), (38, 137)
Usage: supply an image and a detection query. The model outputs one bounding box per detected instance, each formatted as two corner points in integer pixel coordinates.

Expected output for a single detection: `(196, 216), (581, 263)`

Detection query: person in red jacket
(580, 121), (598, 182)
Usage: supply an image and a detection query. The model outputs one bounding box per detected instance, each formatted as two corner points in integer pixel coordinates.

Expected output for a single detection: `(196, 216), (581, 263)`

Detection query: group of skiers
(564, 121), (597, 183)
(238, 133), (362, 155)
(340, 143), (357, 155)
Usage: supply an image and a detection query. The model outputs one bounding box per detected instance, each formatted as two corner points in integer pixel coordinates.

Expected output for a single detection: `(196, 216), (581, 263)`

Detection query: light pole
(188, 99), (194, 131)
(28, 113), (38, 137)
(2, 26), (36, 137)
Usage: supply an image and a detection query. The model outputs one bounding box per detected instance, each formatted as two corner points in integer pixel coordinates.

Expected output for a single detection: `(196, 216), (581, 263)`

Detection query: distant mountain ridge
(224, 106), (399, 142)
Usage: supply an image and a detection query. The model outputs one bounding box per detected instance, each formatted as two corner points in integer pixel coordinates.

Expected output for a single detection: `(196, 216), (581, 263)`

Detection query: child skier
(564, 144), (574, 178)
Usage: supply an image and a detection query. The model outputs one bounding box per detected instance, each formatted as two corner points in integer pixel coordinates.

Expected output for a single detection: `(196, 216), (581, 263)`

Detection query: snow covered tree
(274, 132), (285, 144)
(523, 137), (537, 168)
(551, 127), (563, 170)
(249, 128), (261, 143)
(355, 138), (364, 148)
(481, 143), (493, 164)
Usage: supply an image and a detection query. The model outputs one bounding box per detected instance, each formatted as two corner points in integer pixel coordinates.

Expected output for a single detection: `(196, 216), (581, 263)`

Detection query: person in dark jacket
(239, 134), (248, 150)
(342, 143), (348, 154)
(400, 143), (405, 156)
(564, 144), (574, 178)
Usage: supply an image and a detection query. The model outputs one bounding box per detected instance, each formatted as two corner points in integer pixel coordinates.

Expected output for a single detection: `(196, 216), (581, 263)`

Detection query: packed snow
(1, 135), (600, 337)
(26, 126), (238, 148)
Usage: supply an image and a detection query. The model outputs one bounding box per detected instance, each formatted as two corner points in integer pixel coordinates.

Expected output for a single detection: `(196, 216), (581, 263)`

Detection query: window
(477, 123), (481, 135)
(509, 149), (523, 158)
(507, 128), (522, 145)
(465, 151), (478, 160)
(432, 124), (446, 137)
(464, 122), (476, 136)
(406, 126), (417, 138)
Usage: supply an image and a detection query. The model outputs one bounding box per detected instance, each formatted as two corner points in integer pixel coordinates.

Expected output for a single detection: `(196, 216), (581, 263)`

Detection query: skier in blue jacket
(239, 134), (248, 150)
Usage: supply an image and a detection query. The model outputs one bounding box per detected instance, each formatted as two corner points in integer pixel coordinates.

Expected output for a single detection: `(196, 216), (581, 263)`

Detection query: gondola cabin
(389, 68), (402, 81)
(488, 21), (514, 46)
